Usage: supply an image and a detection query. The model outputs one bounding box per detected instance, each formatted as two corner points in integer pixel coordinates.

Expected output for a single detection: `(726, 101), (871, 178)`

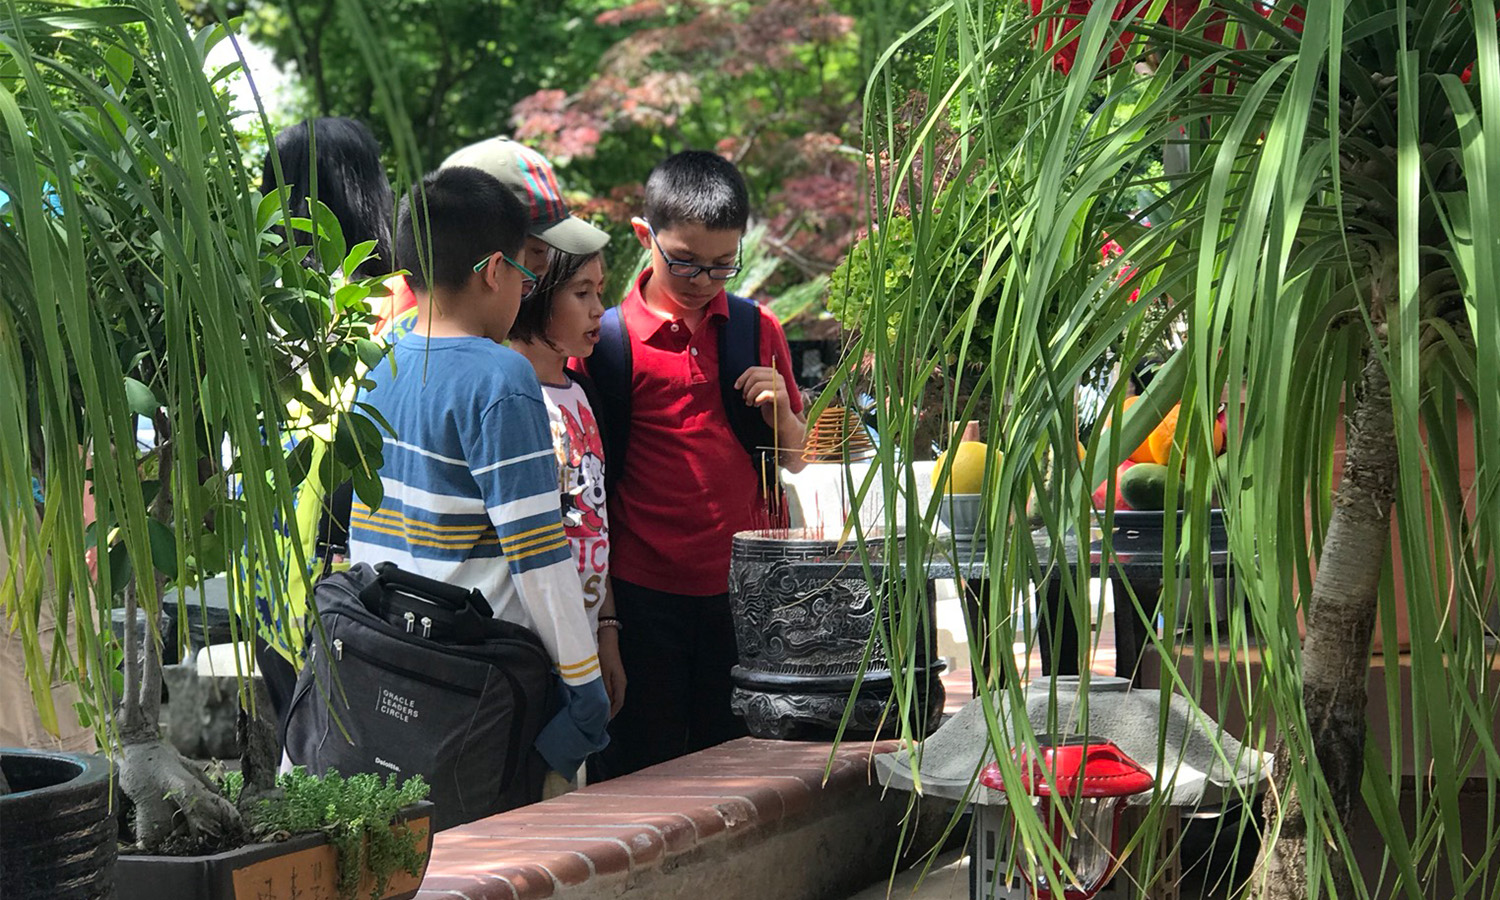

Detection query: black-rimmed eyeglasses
(644, 220), (741, 281)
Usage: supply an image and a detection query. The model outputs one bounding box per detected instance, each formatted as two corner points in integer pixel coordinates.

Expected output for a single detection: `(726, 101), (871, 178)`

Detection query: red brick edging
(416, 738), (900, 900)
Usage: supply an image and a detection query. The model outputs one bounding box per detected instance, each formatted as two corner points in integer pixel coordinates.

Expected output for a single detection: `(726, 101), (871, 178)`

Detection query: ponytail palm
(2, 0), (397, 850)
(845, 1), (1498, 896)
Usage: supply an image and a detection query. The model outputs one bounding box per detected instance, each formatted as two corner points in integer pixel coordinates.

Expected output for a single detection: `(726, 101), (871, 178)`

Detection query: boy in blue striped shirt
(348, 167), (609, 789)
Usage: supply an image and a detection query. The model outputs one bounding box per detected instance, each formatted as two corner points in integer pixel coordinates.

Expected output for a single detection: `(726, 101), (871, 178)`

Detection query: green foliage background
(243, 0), (629, 165)
(240, 0), (940, 317)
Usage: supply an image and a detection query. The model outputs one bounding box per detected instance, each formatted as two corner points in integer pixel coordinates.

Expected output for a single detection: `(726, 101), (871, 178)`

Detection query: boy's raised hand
(734, 365), (798, 430)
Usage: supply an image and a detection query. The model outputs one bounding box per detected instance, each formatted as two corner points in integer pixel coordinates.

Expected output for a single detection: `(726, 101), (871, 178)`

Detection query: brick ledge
(416, 738), (903, 900)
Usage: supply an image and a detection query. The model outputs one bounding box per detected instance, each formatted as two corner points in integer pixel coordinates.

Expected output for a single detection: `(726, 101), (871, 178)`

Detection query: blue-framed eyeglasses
(644, 221), (741, 281)
(474, 250), (539, 298)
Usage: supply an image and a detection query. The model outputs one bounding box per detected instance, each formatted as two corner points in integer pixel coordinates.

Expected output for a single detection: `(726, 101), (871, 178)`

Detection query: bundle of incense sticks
(801, 406), (875, 464)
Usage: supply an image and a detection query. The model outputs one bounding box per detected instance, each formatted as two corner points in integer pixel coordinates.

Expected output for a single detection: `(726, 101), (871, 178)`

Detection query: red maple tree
(510, 0), (863, 274)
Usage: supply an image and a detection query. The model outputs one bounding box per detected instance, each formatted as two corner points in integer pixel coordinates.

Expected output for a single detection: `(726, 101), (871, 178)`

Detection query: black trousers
(592, 577), (747, 779)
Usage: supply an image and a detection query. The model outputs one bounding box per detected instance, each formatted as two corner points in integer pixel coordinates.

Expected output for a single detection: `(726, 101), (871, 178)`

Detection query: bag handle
(366, 562), (494, 619)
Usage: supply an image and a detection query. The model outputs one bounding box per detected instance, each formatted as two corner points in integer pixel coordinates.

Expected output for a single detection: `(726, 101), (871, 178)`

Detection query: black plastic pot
(728, 529), (945, 740)
(116, 800), (434, 900)
(110, 583), (234, 668)
(1105, 508), (1228, 555)
(0, 749), (118, 900)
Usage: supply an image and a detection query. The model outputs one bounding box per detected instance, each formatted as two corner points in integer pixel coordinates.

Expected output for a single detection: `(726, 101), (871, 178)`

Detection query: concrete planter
(877, 677), (1270, 899)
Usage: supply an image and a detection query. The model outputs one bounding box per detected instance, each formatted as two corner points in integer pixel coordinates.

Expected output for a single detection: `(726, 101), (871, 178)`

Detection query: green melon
(1118, 463), (1184, 511)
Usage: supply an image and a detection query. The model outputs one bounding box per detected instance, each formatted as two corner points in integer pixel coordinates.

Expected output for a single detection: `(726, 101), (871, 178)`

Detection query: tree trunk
(116, 430), (242, 854)
(1251, 343), (1400, 899)
(117, 581), (242, 854)
(237, 675), (282, 806)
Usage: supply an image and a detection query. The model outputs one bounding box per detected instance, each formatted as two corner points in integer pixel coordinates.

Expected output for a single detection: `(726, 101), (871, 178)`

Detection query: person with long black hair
(258, 116), (395, 280)
(254, 117), (396, 724)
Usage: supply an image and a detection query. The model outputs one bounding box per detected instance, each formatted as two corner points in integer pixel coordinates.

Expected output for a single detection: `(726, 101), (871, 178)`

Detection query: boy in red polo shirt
(587, 151), (807, 776)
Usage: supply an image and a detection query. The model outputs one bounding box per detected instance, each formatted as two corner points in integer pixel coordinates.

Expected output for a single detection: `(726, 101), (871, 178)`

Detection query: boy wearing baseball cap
(377, 139), (608, 343)
(441, 138), (609, 277)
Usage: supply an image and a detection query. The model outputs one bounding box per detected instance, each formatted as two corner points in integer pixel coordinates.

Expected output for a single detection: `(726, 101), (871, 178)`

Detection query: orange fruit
(1146, 404), (1227, 464)
(1123, 397), (1159, 464)
(1101, 396), (1158, 464)
(1146, 404), (1181, 465)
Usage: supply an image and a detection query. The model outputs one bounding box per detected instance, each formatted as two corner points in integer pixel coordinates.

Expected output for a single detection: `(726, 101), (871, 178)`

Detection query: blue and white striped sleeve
(470, 391), (601, 687)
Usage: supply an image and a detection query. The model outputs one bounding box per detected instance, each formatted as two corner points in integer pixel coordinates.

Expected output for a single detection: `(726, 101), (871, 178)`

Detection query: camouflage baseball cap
(440, 138), (609, 255)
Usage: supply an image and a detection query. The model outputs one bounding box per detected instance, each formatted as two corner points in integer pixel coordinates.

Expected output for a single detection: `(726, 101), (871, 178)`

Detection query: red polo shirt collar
(621, 269), (729, 340)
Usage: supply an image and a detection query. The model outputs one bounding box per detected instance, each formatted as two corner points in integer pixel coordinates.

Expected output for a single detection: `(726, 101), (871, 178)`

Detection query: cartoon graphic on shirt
(558, 404), (607, 535)
(542, 380), (609, 615)
(578, 453), (606, 517)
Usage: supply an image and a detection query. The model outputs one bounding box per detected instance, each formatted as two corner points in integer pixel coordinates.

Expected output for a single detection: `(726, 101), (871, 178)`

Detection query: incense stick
(769, 355), (780, 519)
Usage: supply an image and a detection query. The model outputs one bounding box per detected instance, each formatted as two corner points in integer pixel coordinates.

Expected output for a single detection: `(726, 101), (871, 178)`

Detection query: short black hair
(642, 150), (750, 232)
(508, 248), (604, 347)
(395, 167), (527, 294)
(259, 117), (394, 279)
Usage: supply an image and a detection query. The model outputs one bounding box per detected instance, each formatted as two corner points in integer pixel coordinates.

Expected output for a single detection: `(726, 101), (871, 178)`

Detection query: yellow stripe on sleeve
(558, 655), (599, 675)
(559, 661), (601, 681)
(501, 528), (569, 556)
(499, 521), (565, 547)
(351, 519), (500, 550)
(356, 508), (496, 534)
(504, 536), (572, 562)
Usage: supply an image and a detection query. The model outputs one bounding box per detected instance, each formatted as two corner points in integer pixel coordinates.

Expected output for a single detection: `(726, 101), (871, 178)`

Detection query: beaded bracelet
(597, 616), (623, 634)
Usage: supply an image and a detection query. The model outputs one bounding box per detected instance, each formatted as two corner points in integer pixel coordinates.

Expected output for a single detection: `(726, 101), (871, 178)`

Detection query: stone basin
(876, 675), (1269, 808)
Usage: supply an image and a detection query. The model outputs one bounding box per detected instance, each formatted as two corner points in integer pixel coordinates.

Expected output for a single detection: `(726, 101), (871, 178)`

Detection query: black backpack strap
(717, 294), (780, 494)
(585, 305), (632, 496)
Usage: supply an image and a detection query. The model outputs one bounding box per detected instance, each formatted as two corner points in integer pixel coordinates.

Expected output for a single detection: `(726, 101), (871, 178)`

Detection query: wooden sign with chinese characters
(229, 816), (431, 900)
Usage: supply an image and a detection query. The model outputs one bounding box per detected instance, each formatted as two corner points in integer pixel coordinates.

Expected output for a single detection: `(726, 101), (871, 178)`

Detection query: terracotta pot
(116, 801), (433, 900)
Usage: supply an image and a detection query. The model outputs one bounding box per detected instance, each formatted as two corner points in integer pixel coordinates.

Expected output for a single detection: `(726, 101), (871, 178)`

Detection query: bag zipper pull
(333, 638), (343, 660)
(420, 616), (432, 639)
(404, 611), (416, 633)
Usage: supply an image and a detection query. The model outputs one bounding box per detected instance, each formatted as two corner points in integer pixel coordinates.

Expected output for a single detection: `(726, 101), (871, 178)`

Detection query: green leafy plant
(828, 180), (1008, 455)
(223, 768), (430, 900)
(2, 0), (399, 855)
(837, 1), (1499, 898)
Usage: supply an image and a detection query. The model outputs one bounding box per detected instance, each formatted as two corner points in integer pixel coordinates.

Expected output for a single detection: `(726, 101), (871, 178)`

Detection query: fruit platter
(1089, 399), (1230, 554)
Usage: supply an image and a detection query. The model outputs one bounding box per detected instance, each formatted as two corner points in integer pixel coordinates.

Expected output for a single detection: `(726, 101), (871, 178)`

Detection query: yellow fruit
(932, 441), (997, 494)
